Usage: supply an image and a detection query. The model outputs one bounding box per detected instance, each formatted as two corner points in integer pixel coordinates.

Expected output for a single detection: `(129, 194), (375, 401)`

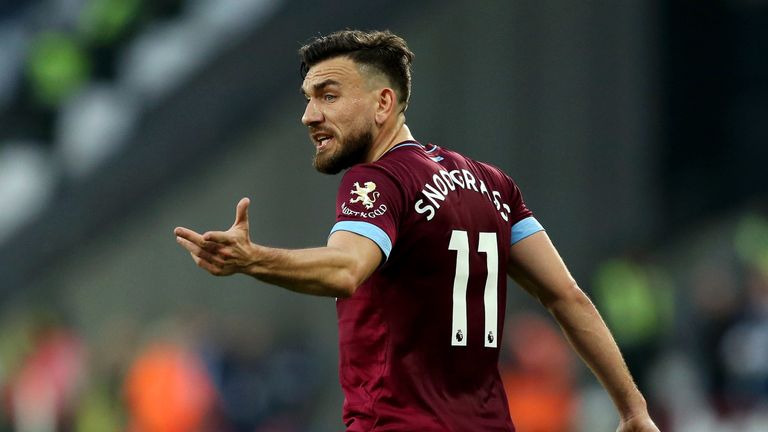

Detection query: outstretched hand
(617, 415), (661, 432)
(174, 198), (256, 276)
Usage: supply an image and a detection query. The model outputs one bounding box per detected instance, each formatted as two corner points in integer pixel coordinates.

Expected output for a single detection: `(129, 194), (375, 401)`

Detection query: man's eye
(323, 94), (337, 102)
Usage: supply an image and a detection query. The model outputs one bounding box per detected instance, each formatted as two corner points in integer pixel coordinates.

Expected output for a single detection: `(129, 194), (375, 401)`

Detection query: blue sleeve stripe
(330, 221), (393, 259)
(511, 216), (544, 244)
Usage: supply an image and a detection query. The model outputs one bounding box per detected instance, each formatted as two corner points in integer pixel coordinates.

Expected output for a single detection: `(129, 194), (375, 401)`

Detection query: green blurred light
(734, 213), (768, 274)
(27, 32), (90, 106)
(75, 384), (123, 432)
(81, 0), (143, 44)
(593, 259), (668, 345)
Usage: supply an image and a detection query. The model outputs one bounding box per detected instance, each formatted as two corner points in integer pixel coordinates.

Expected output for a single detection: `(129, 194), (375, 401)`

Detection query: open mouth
(314, 134), (334, 151)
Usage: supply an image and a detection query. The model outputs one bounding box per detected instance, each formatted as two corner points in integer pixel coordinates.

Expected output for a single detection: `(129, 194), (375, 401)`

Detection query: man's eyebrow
(301, 79), (342, 96)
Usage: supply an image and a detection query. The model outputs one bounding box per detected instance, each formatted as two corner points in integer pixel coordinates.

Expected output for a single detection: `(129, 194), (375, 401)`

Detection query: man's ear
(375, 88), (397, 125)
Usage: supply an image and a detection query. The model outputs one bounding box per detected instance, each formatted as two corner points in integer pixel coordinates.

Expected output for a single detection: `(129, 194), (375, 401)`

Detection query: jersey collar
(386, 140), (424, 154)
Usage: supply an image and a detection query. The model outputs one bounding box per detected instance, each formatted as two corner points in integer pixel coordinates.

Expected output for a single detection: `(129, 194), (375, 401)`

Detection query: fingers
(176, 225), (230, 249)
(233, 197), (250, 229)
(190, 252), (226, 276)
(174, 226), (204, 243)
(202, 230), (234, 244)
(175, 235), (224, 265)
(174, 197), (250, 276)
(176, 235), (230, 276)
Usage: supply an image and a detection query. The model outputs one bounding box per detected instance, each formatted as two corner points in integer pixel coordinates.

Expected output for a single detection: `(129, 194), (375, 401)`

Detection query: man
(174, 30), (659, 431)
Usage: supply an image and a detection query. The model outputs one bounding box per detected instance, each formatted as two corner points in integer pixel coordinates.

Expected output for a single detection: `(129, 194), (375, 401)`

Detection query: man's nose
(302, 100), (323, 126)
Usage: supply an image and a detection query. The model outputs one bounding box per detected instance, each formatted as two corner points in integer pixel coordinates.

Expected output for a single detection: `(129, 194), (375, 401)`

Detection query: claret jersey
(330, 141), (544, 432)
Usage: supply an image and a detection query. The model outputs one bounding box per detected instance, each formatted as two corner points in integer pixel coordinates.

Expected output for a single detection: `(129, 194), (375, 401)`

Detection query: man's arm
(507, 231), (659, 432)
(174, 198), (382, 298)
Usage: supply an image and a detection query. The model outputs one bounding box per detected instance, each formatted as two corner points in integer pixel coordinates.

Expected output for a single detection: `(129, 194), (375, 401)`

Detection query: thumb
(233, 197), (250, 229)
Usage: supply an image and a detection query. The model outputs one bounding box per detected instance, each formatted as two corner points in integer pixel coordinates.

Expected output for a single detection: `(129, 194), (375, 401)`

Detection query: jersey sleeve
(506, 176), (544, 245)
(330, 164), (404, 260)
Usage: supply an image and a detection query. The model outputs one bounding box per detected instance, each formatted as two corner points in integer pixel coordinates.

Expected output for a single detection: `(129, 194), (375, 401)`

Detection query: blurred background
(0, 0), (766, 431)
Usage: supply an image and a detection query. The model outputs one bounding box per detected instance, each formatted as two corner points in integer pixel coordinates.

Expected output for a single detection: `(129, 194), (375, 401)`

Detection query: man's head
(300, 30), (414, 109)
(299, 30), (415, 174)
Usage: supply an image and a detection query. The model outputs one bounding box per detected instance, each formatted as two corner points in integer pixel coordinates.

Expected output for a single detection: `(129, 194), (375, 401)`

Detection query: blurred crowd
(0, 206), (766, 432)
(0, 310), (322, 432)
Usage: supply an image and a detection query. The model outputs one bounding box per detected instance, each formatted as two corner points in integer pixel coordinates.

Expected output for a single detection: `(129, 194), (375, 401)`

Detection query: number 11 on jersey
(448, 230), (499, 348)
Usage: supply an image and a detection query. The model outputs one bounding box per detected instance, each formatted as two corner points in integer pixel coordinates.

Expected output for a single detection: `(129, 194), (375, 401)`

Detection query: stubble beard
(313, 128), (373, 175)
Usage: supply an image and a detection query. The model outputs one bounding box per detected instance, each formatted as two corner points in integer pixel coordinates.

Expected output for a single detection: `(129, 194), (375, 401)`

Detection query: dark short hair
(299, 29), (415, 108)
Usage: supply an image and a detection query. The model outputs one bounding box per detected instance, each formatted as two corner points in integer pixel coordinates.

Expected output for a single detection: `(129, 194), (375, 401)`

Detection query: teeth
(312, 133), (332, 147)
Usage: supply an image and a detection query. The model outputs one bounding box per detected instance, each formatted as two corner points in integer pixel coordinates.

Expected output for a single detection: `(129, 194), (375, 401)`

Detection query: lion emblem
(349, 181), (380, 209)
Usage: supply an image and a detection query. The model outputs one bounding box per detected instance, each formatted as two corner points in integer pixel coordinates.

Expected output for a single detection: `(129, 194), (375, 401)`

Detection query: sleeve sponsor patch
(344, 181), (388, 218)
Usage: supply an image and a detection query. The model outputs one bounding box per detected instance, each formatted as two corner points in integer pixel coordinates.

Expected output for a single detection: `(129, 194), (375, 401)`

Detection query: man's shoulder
(436, 148), (515, 184)
(344, 145), (423, 179)
(337, 161), (404, 203)
(343, 144), (515, 190)
(342, 160), (397, 183)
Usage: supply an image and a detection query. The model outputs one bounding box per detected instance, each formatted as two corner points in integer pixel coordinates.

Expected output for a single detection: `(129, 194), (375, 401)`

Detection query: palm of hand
(174, 198), (255, 277)
(200, 198), (253, 276)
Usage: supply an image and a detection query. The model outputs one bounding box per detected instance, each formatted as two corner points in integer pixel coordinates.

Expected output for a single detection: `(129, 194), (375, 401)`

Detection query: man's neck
(367, 117), (415, 163)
